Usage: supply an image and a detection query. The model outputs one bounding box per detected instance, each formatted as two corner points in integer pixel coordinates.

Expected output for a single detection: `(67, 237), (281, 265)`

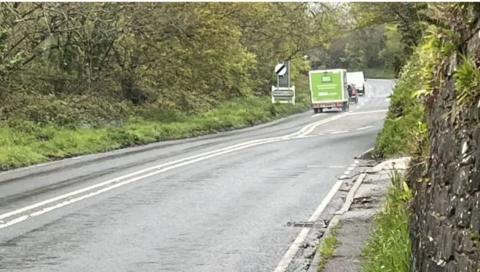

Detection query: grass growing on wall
(373, 27), (451, 158)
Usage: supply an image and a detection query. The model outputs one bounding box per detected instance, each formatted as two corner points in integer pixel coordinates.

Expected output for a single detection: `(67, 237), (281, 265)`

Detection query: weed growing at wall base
(317, 223), (341, 272)
(361, 171), (412, 272)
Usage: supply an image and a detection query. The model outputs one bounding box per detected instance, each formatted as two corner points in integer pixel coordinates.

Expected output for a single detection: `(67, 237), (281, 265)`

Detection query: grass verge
(361, 171), (412, 272)
(317, 223), (341, 272)
(0, 77), (311, 171)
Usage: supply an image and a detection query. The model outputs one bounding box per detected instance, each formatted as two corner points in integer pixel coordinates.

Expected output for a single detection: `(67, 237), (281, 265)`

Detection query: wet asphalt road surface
(0, 79), (394, 272)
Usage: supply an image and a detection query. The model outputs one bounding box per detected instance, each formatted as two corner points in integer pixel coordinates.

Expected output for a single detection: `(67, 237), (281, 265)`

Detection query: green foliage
(0, 3), (321, 115)
(0, 2), (323, 150)
(0, 94), (131, 128)
(351, 3), (428, 51)
(379, 25), (407, 74)
(0, 29), (23, 83)
(455, 56), (480, 107)
(362, 172), (412, 272)
(309, 24), (389, 72)
(413, 26), (456, 99)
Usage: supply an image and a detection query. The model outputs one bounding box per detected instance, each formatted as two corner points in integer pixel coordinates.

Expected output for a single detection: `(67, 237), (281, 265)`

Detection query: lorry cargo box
(309, 69), (349, 113)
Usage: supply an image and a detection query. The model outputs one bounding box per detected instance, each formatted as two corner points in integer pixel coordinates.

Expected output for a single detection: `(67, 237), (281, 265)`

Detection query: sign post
(271, 61), (295, 104)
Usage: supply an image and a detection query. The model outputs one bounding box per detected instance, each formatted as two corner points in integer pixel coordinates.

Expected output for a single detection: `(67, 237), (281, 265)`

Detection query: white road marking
(273, 179), (344, 272)
(0, 139), (277, 228)
(348, 109), (388, 115)
(307, 165), (346, 169)
(0, 215), (28, 229)
(330, 130), (349, 134)
(293, 135), (316, 139)
(357, 125), (374, 131)
(358, 148), (374, 159)
(288, 114), (344, 138)
(0, 138), (273, 221)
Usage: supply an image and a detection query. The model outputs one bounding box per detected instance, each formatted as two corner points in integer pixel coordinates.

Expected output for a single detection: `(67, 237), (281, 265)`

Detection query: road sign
(272, 61), (295, 104)
(271, 86), (295, 104)
(275, 61), (291, 88)
(275, 63), (287, 76)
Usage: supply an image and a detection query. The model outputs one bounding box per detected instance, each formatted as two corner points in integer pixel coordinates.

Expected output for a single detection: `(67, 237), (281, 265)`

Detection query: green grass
(455, 55), (480, 107)
(317, 223), (341, 272)
(361, 172), (412, 272)
(0, 77), (311, 171)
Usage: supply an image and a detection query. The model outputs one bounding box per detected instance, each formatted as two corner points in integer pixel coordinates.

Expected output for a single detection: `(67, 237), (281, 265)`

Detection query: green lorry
(309, 69), (349, 113)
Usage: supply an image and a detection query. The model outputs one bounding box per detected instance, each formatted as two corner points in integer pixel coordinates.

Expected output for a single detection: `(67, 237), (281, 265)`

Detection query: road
(0, 79), (393, 272)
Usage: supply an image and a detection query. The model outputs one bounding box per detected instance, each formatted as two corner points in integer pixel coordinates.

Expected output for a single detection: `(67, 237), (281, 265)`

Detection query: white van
(346, 71), (366, 96)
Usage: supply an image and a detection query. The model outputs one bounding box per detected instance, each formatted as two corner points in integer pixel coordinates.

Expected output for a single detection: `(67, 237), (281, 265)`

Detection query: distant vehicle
(347, 71), (366, 96)
(348, 84), (358, 104)
(309, 69), (349, 113)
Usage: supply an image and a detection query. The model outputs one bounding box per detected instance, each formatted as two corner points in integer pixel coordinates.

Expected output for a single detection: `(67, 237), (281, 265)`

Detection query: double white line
(0, 113), (347, 230)
(0, 138), (276, 229)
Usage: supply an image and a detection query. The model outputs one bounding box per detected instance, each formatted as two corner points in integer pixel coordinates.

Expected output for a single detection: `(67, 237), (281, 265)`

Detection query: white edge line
(329, 130), (349, 134)
(0, 138), (277, 221)
(348, 109), (387, 116)
(357, 125), (374, 131)
(273, 179), (344, 272)
(357, 148), (374, 159)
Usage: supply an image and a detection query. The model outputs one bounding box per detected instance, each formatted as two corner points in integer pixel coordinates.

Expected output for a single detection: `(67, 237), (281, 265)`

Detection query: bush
(0, 93), (132, 128)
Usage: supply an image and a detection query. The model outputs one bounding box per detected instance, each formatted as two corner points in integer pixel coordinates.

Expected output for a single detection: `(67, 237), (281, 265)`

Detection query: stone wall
(410, 9), (480, 272)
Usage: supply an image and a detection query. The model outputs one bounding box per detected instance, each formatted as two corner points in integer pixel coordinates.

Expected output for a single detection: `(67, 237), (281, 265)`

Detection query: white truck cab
(346, 71), (366, 96)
